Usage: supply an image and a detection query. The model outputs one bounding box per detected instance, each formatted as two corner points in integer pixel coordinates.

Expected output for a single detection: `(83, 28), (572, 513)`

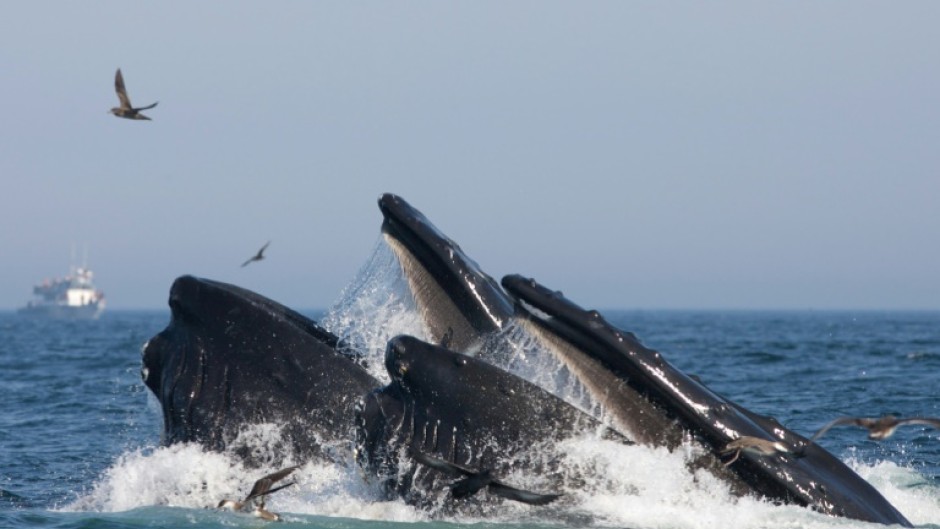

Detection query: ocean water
(1, 266), (939, 528)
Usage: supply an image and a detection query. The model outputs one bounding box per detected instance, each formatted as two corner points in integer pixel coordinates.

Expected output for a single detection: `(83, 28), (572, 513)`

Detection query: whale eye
(453, 357), (467, 367)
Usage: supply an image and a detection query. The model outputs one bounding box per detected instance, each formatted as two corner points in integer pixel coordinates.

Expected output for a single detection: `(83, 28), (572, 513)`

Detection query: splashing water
(321, 240), (429, 382)
(67, 428), (940, 528)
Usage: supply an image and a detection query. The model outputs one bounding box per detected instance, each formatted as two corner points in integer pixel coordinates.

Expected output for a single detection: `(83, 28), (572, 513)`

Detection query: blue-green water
(1, 309), (938, 528)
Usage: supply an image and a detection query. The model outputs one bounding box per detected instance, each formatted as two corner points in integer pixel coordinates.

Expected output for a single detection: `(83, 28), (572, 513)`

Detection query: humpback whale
(500, 274), (912, 526)
(377, 194), (699, 442)
(356, 334), (617, 508)
(378, 193), (514, 351)
(142, 275), (379, 464)
(138, 193), (912, 525)
(375, 193), (911, 526)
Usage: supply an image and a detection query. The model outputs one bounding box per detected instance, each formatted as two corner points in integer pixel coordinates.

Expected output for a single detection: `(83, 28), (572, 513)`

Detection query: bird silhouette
(808, 415), (940, 443)
(217, 465), (299, 521)
(110, 68), (158, 120)
(241, 241), (271, 267)
(411, 450), (561, 505)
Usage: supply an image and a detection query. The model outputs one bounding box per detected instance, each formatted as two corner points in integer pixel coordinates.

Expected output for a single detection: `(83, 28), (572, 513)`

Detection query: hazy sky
(2, 2), (938, 310)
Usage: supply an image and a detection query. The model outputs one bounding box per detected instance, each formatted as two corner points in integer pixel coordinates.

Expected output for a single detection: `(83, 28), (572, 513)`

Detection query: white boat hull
(18, 301), (105, 320)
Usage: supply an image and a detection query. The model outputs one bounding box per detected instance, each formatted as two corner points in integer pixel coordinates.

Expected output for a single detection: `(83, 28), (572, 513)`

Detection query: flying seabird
(410, 450), (561, 505)
(110, 68), (158, 120)
(217, 465), (299, 521)
(720, 435), (794, 467)
(808, 415), (940, 443)
(241, 241), (271, 267)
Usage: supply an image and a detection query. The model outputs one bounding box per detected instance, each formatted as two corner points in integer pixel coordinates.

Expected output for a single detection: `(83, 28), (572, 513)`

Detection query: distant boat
(19, 264), (106, 320)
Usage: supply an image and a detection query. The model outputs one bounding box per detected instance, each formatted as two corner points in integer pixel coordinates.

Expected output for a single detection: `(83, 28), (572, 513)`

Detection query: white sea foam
(67, 433), (939, 529)
(66, 443), (241, 512)
(64, 439), (422, 522)
(849, 459), (940, 527)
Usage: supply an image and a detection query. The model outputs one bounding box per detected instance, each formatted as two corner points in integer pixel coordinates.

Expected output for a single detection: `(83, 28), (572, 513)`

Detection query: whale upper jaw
(378, 193), (513, 351)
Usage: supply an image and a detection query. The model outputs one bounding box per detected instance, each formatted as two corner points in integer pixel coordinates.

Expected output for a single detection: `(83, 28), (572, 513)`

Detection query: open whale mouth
(378, 193), (513, 352)
(499, 274), (912, 526)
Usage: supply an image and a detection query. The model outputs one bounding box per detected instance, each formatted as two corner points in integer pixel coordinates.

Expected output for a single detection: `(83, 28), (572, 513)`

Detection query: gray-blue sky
(2, 2), (938, 310)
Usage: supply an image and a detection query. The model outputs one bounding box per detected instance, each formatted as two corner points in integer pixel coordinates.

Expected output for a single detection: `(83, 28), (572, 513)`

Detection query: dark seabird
(241, 241), (271, 268)
(410, 450), (561, 505)
(110, 68), (158, 120)
(808, 415), (940, 443)
(217, 465), (299, 521)
(720, 436), (793, 467)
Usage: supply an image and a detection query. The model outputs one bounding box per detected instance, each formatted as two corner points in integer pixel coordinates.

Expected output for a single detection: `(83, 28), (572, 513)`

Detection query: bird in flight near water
(241, 241), (271, 267)
(807, 415), (940, 443)
(110, 68), (158, 120)
(217, 465), (299, 521)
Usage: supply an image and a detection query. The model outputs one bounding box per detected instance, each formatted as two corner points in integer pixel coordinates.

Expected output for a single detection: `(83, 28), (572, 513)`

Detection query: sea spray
(850, 459), (940, 527)
(65, 444), (242, 512)
(321, 240), (428, 383)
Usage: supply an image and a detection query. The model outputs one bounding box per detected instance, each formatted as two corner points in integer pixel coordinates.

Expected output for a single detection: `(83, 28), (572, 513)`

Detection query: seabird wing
(244, 477), (273, 502)
(488, 481), (562, 506)
(260, 465), (299, 484)
(899, 417), (940, 430)
(136, 101), (159, 111)
(246, 481), (295, 503)
(243, 465), (299, 502)
(114, 68), (132, 109)
(808, 416), (864, 443)
(449, 472), (492, 499)
(410, 450), (473, 478)
(242, 241), (270, 267)
(411, 450), (559, 506)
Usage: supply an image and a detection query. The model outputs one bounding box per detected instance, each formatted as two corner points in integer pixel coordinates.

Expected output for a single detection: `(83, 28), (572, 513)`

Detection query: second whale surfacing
(356, 334), (622, 509)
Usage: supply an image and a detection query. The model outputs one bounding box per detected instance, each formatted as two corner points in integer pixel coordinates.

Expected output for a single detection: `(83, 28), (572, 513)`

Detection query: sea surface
(1, 281), (939, 528)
